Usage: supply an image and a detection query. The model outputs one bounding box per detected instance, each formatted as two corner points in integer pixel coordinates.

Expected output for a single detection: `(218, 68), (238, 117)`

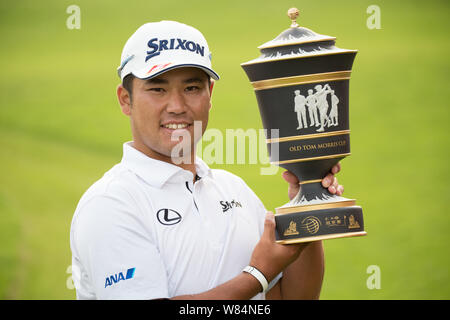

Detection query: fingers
(322, 162), (344, 195)
(321, 173), (335, 188)
(322, 162), (341, 188)
(322, 173), (344, 195)
(283, 171), (301, 201)
(331, 162), (341, 174)
(327, 176), (339, 194)
(282, 171), (299, 185)
(336, 185), (344, 196)
(262, 212), (276, 242)
(285, 166), (344, 197)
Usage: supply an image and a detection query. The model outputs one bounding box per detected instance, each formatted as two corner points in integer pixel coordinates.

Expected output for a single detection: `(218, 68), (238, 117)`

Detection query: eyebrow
(183, 77), (205, 84)
(145, 78), (168, 84)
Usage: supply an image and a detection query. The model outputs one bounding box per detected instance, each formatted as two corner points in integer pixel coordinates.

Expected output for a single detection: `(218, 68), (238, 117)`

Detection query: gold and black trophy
(241, 8), (366, 244)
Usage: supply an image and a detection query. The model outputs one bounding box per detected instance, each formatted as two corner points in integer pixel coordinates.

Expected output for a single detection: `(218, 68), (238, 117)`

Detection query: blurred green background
(0, 0), (448, 299)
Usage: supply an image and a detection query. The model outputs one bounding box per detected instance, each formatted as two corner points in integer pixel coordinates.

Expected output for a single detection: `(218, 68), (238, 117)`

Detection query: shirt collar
(120, 142), (212, 188)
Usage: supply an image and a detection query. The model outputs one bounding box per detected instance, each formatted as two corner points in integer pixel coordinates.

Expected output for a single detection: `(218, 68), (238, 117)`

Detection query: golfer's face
(130, 67), (212, 161)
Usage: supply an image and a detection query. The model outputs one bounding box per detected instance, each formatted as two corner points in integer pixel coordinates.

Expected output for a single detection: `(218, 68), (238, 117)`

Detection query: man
(329, 90), (339, 126)
(315, 84), (333, 132)
(294, 89), (308, 130)
(306, 88), (320, 127)
(70, 20), (344, 300)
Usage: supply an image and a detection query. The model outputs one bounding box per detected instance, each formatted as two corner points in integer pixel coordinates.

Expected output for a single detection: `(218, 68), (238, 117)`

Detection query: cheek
(192, 96), (211, 120)
(130, 105), (159, 137)
(132, 95), (159, 121)
(202, 102), (211, 126)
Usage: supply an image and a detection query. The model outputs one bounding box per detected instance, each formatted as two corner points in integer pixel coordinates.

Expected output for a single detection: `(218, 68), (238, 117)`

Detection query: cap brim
(133, 63), (220, 81)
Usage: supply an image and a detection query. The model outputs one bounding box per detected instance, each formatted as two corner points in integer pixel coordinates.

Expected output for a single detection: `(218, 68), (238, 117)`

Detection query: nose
(166, 90), (187, 114)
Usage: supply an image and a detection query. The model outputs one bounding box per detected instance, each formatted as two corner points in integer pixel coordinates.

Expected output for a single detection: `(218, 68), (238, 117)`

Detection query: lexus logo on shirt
(156, 208), (182, 225)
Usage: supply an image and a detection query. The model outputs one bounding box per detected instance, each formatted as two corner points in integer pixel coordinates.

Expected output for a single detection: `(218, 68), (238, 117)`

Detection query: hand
(282, 163), (344, 201)
(250, 212), (306, 281)
(322, 162), (344, 196)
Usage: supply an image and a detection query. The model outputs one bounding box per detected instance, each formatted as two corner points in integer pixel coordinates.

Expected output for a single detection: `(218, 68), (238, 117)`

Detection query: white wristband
(243, 266), (269, 292)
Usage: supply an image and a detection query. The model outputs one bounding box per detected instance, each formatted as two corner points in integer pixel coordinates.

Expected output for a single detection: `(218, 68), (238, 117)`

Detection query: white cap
(117, 21), (220, 81)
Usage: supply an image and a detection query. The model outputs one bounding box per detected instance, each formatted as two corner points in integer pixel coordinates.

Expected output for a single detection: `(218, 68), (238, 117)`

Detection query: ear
(117, 84), (131, 116)
(209, 79), (215, 95)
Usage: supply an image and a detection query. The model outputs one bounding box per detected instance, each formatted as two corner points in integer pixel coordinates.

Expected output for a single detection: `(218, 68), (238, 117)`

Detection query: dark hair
(122, 74), (135, 102)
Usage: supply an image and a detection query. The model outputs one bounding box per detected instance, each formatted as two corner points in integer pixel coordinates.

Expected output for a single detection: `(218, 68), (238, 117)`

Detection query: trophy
(241, 8), (366, 244)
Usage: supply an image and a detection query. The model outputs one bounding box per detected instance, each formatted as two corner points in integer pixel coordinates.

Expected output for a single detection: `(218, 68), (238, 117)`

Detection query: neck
(131, 141), (198, 180)
(173, 159), (197, 179)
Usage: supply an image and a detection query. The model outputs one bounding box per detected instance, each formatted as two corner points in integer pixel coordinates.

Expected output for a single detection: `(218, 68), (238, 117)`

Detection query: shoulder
(209, 169), (267, 228)
(209, 169), (263, 203)
(71, 163), (148, 231)
(70, 164), (154, 253)
(77, 163), (144, 209)
(210, 168), (248, 188)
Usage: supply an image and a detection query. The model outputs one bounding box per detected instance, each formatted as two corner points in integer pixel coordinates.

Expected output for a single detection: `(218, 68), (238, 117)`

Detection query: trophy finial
(287, 7), (300, 28)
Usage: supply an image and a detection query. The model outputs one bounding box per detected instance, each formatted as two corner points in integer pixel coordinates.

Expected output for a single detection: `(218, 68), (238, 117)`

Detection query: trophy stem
(294, 181), (338, 204)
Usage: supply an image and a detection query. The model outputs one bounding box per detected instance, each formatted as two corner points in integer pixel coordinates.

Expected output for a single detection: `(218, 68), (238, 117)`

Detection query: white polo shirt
(70, 142), (271, 300)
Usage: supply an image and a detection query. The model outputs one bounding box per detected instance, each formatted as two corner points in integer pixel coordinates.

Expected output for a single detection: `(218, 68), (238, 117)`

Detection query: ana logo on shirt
(104, 268), (135, 288)
(220, 200), (242, 213)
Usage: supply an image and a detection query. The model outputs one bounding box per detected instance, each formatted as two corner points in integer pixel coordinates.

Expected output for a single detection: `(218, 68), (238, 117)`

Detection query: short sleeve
(71, 194), (168, 300)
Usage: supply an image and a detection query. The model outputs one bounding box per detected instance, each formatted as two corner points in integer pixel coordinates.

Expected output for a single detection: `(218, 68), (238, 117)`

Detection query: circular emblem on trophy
(301, 216), (321, 234)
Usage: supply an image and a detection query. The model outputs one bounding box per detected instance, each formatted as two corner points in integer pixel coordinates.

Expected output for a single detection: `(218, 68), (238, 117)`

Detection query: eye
(147, 87), (165, 93)
(185, 86), (200, 92)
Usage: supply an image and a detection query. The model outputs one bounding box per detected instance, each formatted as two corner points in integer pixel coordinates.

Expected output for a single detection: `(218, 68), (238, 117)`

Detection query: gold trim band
(251, 70), (352, 91)
(276, 231), (367, 244)
(299, 179), (323, 185)
(266, 130), (350, 144)
(275, 200), (356, 215)
(271, 153), (350, 165)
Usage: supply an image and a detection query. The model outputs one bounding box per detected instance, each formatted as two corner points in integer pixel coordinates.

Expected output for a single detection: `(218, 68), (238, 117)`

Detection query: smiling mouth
(161, 123), (191, 129)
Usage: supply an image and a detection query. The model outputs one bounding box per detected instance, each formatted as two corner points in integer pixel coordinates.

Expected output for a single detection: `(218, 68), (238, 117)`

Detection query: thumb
(262, 211), (276, 242)
(282, 171), (301, 201)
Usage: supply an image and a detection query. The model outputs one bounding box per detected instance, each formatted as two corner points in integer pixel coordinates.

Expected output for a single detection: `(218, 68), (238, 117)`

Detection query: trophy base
(277, 231), (367, 244)
(274, 200), (366, 244)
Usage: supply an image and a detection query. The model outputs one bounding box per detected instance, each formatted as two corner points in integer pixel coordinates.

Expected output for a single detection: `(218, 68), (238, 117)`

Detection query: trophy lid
(242, 8), (356, 66)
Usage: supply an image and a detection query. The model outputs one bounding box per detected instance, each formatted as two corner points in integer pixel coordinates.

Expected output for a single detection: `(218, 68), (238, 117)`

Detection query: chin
(153, 141), (192, 160)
